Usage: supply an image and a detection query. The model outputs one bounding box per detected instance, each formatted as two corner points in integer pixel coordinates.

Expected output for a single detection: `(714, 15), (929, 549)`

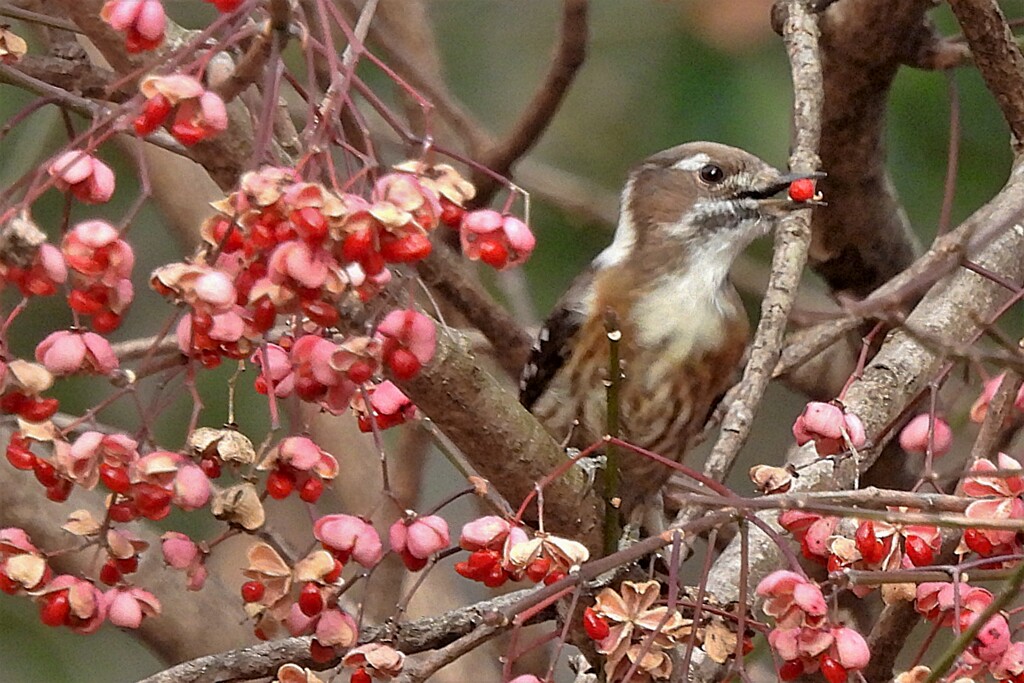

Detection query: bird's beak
(741, 170), (827, 210)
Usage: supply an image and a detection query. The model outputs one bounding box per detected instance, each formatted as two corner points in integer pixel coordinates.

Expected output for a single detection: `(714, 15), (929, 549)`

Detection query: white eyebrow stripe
(671, 153), (711, 171)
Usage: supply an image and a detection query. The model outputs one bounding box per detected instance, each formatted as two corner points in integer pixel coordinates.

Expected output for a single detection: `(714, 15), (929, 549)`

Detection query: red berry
(241, 580), (265, 603)
(440, 200), (464, 228)
(45, 479), (73, 502)
(309, 639), (335, 664)
(964, 528), (994, 556)
(477, 239), (509, 269)
(400, 551), (429, 572)
(342, 229), (374, 263)
(1, 391), (28, 415)
(819, 655), (848, 683)
(115, 555), (139, 574)
(19, 397), (59, 422)
(91, 310), (123, 333)
(132, 483), (172, 520)
(855, 521), (886, 565)
(387, 347), (421, 381)
(6, 440), (36, 471)
(345, 360), (374, 384)
(211, 0), (244, 11)
(324, 558), (343, 583)
(778, 659), (804, 681)
(199, 457), (222, 479)
(299, 477), (324, 503)
(40, 590), (71, 626)
(134, 94), (173, 136)
(524, 556), (551, 583)
(350, 667), (371, 683)
(99, 463), (131, 494)
(251, 296), (277, 333)
(788, 178), (816, 202)
(266, 469), (295, 499)
(904, 535), (934, 566)
(583, 606), (610, 640)
(68, 289), (105, 315)
(0, 570), (19, 594)
(124, 26), (162, 53)
(33, 458), (59, 487)
(483, 565), (509, 588)
(298, 582), (324, 616)
(543, 570), (566, 586)
(379, 232), (432, 263)
(109, 499), (137, 523)
(301, 299), (339, 328)
(170, 120), (209, 147)
(291, 207), (328, 243)
(99, 560), (122, 586)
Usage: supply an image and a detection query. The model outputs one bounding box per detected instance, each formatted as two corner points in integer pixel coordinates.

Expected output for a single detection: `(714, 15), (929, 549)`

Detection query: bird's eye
(699, 164), (725, 184)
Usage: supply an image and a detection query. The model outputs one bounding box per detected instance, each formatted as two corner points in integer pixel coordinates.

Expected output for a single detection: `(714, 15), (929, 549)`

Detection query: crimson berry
(302, 299), (339, 328)
(132, 483), (172, 520)
(483, 564), (509, 588)
(855, 521), (886, 565)
(115, 555), (139, 574)
(904, 535), (934, 566)
(0, 570), (19, 595)
(99, 463), (131, 494)
(400, 551), (429, 572)
(125, 27), (162, 53)
(6, 439), (36, 471)
(134, 94), (173, 136)
(439, 200), (464, 228)
(170, 121), (209, 147)
(20, 397), (59, 422)
(342, 229), (374, 262)
(379, 232), (431, 263)
(346, 360), (374, 384)
(543, 570), (566, 586)
(210, 218), (244, 253)
(91, 310), (123, 333)
(199, 457), (222, 479)
(99, 560), (122, 586)
(298, 582), (324, 616)
(582, 606), (610, 640)
(251, 296), (277, 333)
(45, 479), (73, 502)
(292, 207), (328, 243)
(819, 655), (848, 683)
(299, 477), (324, 504)
(309, 639), (335, 664)
(266, 469), (295, 499)
(253, 626), (269, 641)
(109, 499), (137, 523)
(1, 391), (28, 414)
(788, 178), (816, 202)
(477, 239), (509, 270)
(324, 558), (343, 583)
(40, 590), (71, 627)
(33, 458), (59, 487)
(778, 659), (804, 681)
(68, 289), (105, 315)
(387, 347), (421, 381)
(241, 580), (265, 603)
(210, 0), (244, 11)
(350, 667), (371, 683)
(826, 554), (844, 574)
(964, 528), (994, 556)
(524, 556), (551, 583)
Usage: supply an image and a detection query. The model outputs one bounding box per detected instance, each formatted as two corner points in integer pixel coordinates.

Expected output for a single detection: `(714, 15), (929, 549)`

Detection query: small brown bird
(519, 142), (815, 521)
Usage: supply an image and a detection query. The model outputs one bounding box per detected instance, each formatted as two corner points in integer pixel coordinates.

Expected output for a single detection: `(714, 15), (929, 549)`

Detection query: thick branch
(805, 0), (927, 297)
(948, 0), (1024, 151)
(396, 329), (603, 552)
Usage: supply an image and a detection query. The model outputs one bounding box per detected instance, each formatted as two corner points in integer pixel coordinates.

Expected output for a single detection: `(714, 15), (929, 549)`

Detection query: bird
(519, 141), (817, 525)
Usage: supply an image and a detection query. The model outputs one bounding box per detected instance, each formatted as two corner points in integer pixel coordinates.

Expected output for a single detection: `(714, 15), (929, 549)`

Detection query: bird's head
(597, 141), (821, 273)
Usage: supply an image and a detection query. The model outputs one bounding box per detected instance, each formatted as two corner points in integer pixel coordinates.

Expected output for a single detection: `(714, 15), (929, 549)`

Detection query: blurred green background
(0, 0), (1015, 680)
